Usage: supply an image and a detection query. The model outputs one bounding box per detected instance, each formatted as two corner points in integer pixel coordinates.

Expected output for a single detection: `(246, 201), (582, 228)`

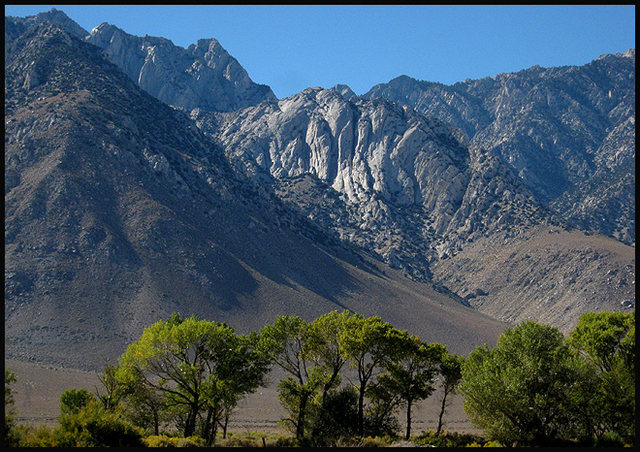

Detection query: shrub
(143, 434), (205, 447)
(273, 435), (298, 447)
(413, 429), (486, 448)
(358, 435), (395, 447)
(13, 424), (58, 447)
(594, 431), (625, 448)
(60, 388), (94, 414)
(56, 399), (144, 447)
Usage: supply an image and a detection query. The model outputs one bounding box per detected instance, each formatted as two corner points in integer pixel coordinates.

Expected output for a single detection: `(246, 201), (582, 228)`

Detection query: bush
(273, 435), (298, 447)
(60, 388), (94, 414)
(143, 434), (205, 447)
(12, 424), (58, 447)
(358, 435), (396, 447)
(56, 399), (144, 447)
(413, 429), (486, 448)
(594, 431), (625, 448)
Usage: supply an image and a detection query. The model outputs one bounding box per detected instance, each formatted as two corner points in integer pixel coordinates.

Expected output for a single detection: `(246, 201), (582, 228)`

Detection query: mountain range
(4, 9), (635, 371)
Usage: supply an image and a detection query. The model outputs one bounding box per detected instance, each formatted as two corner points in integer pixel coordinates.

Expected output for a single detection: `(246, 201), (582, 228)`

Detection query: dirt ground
(5, 358), (480, 435)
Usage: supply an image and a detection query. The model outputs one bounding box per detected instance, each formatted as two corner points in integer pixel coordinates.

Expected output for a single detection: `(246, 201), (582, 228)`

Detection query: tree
(260, 314), (324, 442)
(435, 350), (463, 436)
(459, 321), (579, 446)
(375, 337), (444, 440)
(60, 388), (94, 415)
(4, 369), (18, 446)
(340, 313), (406, 436)
(115, 313), (270, 442)
(566, 311), (635, 443)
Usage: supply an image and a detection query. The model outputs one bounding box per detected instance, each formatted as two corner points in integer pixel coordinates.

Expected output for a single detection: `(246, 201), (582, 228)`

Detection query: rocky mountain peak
(85, 22), (276, 112)
(330, 84), (357, 100)
(5, 8), (88, 41)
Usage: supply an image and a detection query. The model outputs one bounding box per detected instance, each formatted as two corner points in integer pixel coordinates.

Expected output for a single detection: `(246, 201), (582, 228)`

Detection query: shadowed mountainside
(5, 22), (507, 371)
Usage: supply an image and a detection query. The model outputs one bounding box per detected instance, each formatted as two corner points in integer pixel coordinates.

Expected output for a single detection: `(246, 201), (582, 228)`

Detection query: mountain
(5, 7), (88, 42)
(4, 22), (507, 371)
(193, 87), (635, 332)
(362, 52), (636, 245)
(84, 22), (277, 112)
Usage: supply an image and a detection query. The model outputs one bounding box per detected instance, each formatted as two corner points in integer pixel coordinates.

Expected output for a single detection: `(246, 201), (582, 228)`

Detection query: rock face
(5, 8), (88, 42)
(5, 22), (507, 370)
(194, 87), (635, 331)
(195, 87), (557, 281)
(84, 22), (277, 112)
(363, 53), (636, 245)
(4, 9), (635, 363)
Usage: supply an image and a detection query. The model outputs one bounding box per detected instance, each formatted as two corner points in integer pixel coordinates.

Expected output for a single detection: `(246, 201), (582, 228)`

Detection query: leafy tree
(459, 321), (579, 446)
(435, 351), (463, 436)
(96, 364), (123, 410)
(260, 315), (323, 442)
(60, 388), (94, 415)
(340, 313), (406, 436)
(4, 368), (19, 446)
(567, 311), (635, 444)
(365, 372), (403, 437)
(116, 313), (270, 442)
(375, 337), (444, 440)
(261, 311), (356, 443)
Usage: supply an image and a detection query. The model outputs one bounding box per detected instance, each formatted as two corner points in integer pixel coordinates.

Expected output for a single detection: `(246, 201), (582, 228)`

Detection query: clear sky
(5, 4), (636, 99)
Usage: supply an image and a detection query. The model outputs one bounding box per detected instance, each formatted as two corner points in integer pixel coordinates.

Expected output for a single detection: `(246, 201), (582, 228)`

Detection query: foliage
(375, 336), (443, 439)
(307, 386), (360, 445)
(4, 368), (18, 446)
(459, 320), (579, 446)
(261, 312), (354, 442)
(10, 424), (59, 447)
(436, 350), (464, 435)
(143, 434), (206, 447)
(413, 429), (486, 447)
(115, 313), (271, 444)
(60, 388), (94, 415)
(340, 313), (407, 436)
(566, 311), (635, 444)
(55, 399), (144, 447)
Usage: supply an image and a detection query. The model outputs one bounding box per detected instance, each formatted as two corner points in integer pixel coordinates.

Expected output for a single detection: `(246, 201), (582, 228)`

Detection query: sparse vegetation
(5, 310), (635, 447)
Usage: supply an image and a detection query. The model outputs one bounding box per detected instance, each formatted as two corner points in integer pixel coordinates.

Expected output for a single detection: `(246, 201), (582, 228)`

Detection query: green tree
(375, 337), (443, 440)
(260, 315), (322, 442)
(60, 388), (94, 415)
(459, 321), (579, 446)
(567, 311), (635, 444)
(340, 313), (407, 436)
(436, 351), (463, 436)
(4, 369), (19, 446)
(116, 313), (270, 442)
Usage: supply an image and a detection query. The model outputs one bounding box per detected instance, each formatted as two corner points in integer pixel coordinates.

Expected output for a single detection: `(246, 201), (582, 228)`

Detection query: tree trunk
(296, 392), (309, 441)
(436, 389), (448, 436)
(405, 399), (413, 440)
(357, 382), (367, 436)
(184, 403), (198, 437)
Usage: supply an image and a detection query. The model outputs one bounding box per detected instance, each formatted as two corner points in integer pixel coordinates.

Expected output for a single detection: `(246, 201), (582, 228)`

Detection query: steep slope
(363, 52), (636, 245)
(195, 87), (635, 330)
(84, 22), (277, 112)
(4, 23), (507, 371)
(5, 7), (88, 42)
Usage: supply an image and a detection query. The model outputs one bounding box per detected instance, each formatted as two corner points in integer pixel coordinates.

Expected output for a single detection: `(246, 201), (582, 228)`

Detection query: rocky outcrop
(84, 22), (276, 112)
(195, 87), (557, 283)
(363, 52), (636, 245)
(5, 23), (508, 370)
(5, 8), (88, 42)
(195, 85), (634, 331)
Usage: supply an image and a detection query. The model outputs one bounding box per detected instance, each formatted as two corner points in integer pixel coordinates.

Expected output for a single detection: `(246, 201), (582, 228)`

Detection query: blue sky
(5, 5), (636, 99)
